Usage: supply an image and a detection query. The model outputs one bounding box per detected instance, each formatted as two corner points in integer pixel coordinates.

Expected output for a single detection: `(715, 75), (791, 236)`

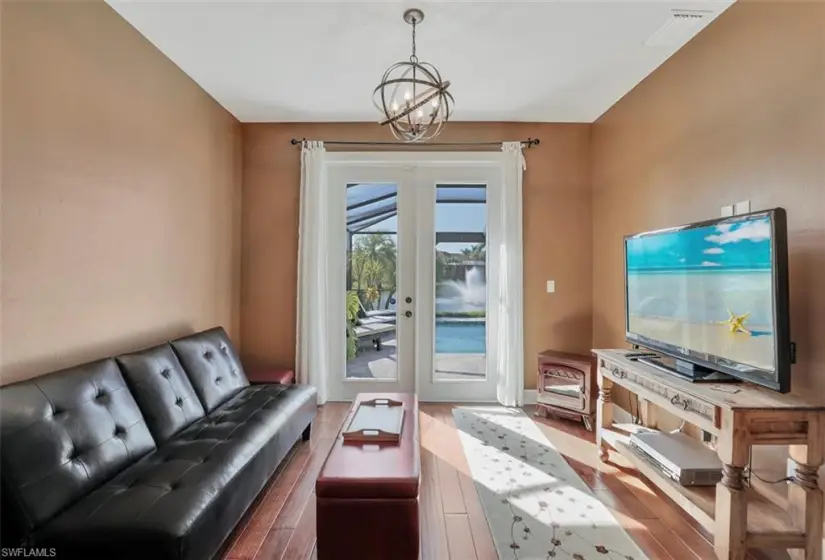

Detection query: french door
(325, 153), (503, 402)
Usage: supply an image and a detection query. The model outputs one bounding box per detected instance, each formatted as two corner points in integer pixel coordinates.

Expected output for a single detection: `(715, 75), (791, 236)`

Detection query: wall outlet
(734, 200), (751, 215)
(721, 205), (734, 217)
(546, 280), (555, 293)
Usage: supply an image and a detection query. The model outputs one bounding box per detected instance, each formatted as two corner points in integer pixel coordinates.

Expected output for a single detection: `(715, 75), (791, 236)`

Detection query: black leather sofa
(0, 327), (317, 560)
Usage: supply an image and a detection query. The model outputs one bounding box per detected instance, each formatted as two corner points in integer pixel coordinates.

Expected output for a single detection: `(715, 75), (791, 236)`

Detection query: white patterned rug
(453, 407), (648, 560)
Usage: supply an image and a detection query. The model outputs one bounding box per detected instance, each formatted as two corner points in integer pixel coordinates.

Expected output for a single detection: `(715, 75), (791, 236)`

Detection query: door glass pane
(345, 183), (398, 380)
(434, 184), (487, 381)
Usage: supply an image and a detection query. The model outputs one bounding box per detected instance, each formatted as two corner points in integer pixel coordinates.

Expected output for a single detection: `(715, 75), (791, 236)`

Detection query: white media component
(629, 431), (723, 487)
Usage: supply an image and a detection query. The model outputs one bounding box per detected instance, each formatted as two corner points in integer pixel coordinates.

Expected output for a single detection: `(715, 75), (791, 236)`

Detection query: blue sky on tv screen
(626, 216), (772, 272)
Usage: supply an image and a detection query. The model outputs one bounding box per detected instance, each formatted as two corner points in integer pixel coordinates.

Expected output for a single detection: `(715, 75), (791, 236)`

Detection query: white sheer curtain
(295, 141), (330, 404)
(494, 142), (526, 406)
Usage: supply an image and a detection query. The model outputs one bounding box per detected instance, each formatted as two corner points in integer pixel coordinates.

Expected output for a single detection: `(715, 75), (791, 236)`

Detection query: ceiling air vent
(644, 11), (709, 47)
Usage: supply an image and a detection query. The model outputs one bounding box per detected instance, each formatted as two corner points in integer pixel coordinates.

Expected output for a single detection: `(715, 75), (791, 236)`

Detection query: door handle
(405, 310), (413, 318)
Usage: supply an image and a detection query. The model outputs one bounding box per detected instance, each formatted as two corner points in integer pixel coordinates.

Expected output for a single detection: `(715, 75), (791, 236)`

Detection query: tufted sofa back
(170, 327), (250, 413)
(117, 343), (206, 444)
(0, 359), (157, 534)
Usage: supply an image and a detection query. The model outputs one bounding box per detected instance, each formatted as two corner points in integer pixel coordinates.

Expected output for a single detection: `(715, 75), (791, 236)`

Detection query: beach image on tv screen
(626, 216), (775, 374)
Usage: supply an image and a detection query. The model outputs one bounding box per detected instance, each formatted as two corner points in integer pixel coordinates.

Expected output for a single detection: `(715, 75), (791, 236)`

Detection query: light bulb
(431, 99), (439, 108)
(404, 90), (412, 101)
(391, 101), (399, 112)
(416, 109), (424, 120)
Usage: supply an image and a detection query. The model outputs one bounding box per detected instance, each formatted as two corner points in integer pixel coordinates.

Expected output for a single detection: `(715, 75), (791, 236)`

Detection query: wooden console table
(593, 349), (825, 560)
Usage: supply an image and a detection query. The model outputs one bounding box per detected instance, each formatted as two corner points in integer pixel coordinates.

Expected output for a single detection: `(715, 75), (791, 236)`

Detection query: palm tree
(350, 233), (397, 310)
(461, 243), (486, 261)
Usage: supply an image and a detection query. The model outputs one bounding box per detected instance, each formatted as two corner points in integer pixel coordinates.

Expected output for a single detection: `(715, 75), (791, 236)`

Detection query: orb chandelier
(373, 8), (454, 142)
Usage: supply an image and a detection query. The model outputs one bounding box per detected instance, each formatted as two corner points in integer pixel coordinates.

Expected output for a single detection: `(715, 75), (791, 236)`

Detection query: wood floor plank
(621, 518), (681, 560)
(272, 439), (330, 529)
(444, 513), (476, 560)
(273, 405), (347, 530)
(614, 471), (716, 559)
(279, 493), (317, 560)
(437, 460), (466, 515)
(456, 470), (498, 560)
(563, 455), (609, 490)
(599, 475), (658, 520)
(226, 447), (307, 559)
(255, 529), (292, 560)
(418, 412), (450, 560)
(596, 483), (697, 560)
(440, 405), (497, 560)
(431, 407), (468, 515)
(224, 478), (279, 559)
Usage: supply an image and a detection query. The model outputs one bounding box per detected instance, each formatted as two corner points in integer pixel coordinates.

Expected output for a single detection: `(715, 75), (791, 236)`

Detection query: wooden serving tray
(342, 397), (405, 443)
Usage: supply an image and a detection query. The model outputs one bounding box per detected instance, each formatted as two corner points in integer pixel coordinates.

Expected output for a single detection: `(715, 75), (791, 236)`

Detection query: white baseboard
(523, 389), (538, 405)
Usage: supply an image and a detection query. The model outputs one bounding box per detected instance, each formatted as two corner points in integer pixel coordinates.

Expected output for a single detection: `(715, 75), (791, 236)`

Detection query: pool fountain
(437, 266), (486, 312)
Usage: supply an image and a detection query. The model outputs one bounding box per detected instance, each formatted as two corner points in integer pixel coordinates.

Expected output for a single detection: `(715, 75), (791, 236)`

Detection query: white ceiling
(106, 0), (734, 123)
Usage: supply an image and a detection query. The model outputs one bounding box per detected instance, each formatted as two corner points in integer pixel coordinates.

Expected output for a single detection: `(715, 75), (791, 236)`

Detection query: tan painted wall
(0, 1), (243, 384)
(241, 123), (592, 389)
(591, 0), (825, 482)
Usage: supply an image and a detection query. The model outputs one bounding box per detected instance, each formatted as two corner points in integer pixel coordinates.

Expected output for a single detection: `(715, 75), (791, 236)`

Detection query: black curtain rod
(289, 137), (540, 148)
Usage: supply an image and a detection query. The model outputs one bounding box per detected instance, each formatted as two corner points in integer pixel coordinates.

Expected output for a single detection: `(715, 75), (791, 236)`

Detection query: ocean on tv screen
(626, 216), (775, 372)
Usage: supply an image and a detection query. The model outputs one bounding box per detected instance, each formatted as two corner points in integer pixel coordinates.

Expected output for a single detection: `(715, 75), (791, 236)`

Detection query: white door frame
(325, 151), (507, 402)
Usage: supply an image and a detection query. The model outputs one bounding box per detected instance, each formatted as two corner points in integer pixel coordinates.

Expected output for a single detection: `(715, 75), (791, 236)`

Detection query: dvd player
(629, 431), (722, 487)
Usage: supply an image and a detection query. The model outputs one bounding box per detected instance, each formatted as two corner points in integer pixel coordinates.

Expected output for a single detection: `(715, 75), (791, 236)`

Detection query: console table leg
(596, 374), (613, 463)
(715, 411), (749, 560)
(715, 464), (747, 560)
(788, 426), (825, 560)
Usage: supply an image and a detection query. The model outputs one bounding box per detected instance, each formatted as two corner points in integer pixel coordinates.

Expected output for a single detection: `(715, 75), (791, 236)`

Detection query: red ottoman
(316, 393), (420, 560)
(245, 368), (294, 385)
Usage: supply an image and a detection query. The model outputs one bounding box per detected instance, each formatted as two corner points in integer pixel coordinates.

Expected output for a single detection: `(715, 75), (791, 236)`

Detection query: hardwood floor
(222, 403), (782, 560)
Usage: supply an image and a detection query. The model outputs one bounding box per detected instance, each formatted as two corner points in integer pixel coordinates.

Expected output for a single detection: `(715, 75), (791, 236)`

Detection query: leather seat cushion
(117, 343), (206, 444)
(35, 383), (318, 560)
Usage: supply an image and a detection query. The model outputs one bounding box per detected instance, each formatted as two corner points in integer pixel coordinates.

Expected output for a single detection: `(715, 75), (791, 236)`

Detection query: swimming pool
(435, 321), (486, 354)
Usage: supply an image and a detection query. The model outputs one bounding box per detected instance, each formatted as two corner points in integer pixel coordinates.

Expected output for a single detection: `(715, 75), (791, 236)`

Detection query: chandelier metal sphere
(373, 9), (454, 142)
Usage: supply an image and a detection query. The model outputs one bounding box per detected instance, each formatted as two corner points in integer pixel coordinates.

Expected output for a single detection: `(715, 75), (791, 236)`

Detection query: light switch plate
(721, 205), (734, 217)
(734, 200), (751, 215)
(546, 280), (555, 293)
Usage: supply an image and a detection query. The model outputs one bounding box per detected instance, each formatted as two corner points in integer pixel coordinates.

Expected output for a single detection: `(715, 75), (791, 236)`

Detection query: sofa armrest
(246, 368), (295, 385)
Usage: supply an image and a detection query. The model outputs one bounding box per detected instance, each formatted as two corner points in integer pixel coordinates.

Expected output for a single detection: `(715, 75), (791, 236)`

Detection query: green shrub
(435, 310), (486, 319)
(346, 291), (361, 359)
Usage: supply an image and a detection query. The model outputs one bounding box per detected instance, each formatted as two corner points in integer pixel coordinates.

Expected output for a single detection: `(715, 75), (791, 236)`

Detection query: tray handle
(361, 398), (403, 407)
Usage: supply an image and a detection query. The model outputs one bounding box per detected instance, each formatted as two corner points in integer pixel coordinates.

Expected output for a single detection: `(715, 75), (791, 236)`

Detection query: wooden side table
(534, 350), (597, 431)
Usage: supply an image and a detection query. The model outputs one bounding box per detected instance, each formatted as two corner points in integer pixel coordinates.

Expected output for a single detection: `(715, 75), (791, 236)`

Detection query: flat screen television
(624, 208), (791, 392)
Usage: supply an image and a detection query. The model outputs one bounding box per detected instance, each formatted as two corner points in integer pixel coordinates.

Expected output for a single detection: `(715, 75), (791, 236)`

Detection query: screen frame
(623, 208), (790, 393)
